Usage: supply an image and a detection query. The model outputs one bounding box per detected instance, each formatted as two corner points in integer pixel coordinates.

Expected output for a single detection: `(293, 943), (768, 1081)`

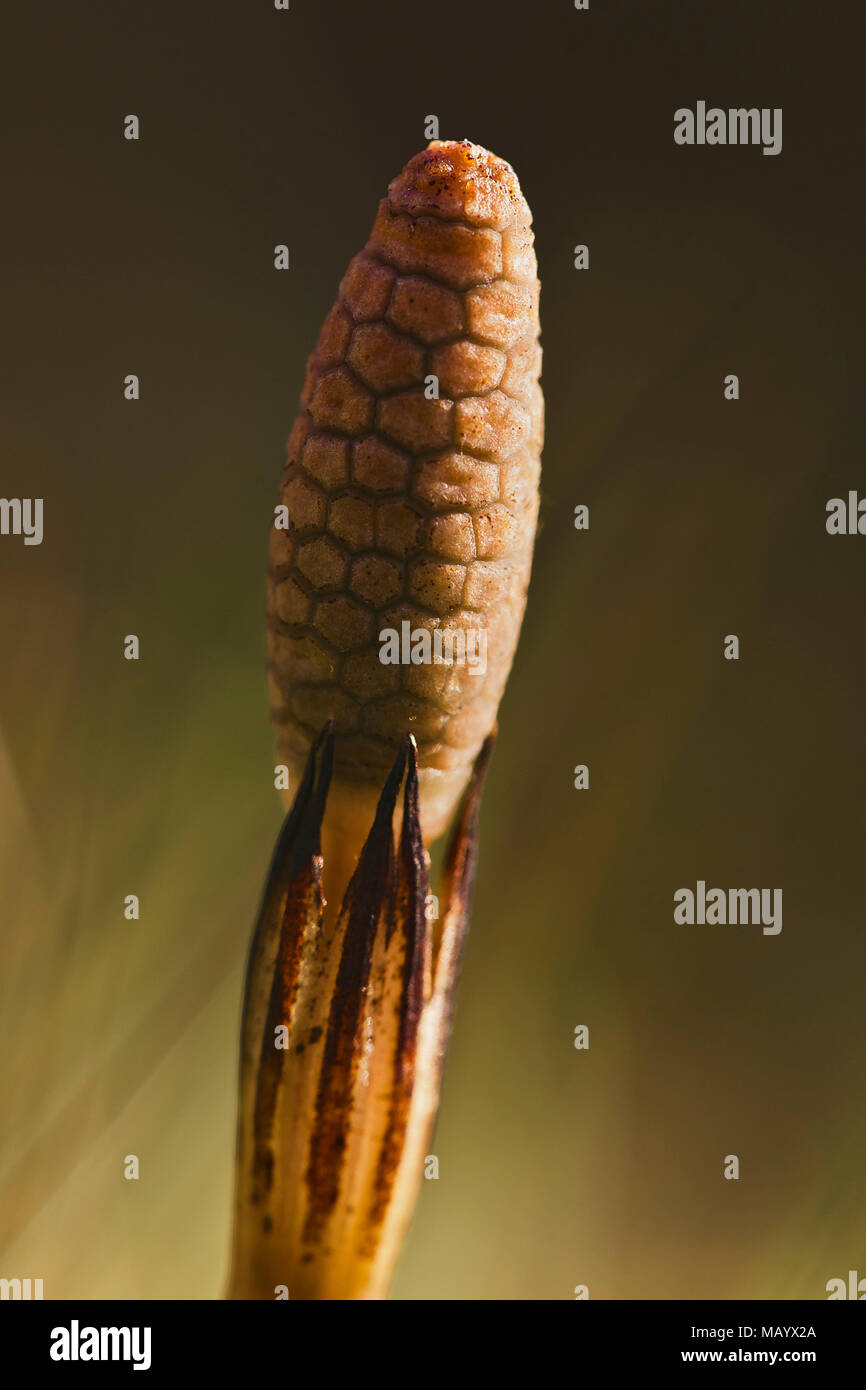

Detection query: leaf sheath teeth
(226, 726), (494, 1300)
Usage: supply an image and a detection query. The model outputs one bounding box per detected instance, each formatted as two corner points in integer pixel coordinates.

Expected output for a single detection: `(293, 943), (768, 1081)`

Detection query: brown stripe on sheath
(362, 738), (431, 1251)
(302, 742), (407, 1242)
(248, 725), (334, 1204)
(432, 728), (495, 1058)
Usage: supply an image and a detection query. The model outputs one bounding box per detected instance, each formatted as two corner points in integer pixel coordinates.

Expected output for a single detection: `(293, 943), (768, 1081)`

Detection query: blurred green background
(1, 0), (864, 1299)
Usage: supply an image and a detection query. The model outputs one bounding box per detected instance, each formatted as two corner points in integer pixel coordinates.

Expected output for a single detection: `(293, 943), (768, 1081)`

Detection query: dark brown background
(1, 0), (863, 1298)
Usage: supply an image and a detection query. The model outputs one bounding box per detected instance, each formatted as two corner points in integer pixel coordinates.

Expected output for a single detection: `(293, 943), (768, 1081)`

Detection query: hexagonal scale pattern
(267, 140), (542, 818)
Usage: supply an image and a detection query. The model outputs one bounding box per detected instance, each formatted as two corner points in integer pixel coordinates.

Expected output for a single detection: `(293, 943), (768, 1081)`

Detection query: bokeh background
(1, 0), (864, 1299)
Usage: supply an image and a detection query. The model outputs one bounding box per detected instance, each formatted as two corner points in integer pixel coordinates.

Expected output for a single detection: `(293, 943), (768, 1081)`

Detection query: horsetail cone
(267, 139), (543, 848)
(228, 141), (540, 1301)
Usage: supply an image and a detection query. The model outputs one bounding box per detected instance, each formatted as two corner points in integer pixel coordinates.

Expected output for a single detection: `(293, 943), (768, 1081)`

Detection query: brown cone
(267, 140), (542, 848)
